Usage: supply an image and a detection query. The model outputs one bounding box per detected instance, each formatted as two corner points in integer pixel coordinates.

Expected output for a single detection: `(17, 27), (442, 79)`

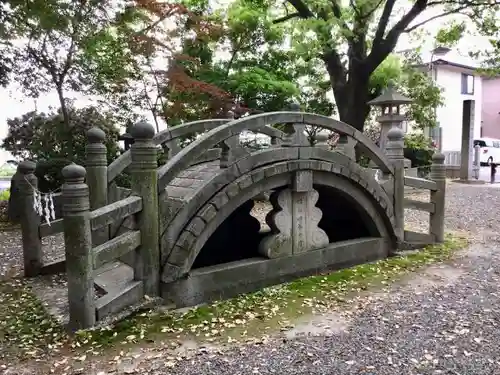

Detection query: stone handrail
(404, 176), (438, 191)
(157, 111), (395, 191)
(402, 153), (446, 244)
(39, 195), (143, 238)
(107, 118), (286, 184)
(90, 196), (143, 230)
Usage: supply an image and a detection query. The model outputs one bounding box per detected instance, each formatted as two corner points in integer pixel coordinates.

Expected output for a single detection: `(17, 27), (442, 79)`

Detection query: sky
(0, 2), (493, 163)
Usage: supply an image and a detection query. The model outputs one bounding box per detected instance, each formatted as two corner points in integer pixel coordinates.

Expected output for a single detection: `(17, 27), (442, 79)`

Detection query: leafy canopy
(2, 106), (121, 191)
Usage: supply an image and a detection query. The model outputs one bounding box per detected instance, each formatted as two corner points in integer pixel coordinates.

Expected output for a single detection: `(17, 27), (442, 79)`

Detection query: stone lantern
(368, 85), (418, 174)
(118, 120), (134, 152)
(368, 84), (412, 152)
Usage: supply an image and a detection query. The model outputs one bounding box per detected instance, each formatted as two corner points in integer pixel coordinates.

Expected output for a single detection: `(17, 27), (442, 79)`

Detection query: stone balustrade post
(473, 144), (480, 180)
(336, 134), (355, 159)
(385, 127), (405, 242)
(284, 102), (308, 146)
(219, 110), (247, 168)
(18, 161), (43, 277)
(86, 127), (108, 245)
(314, 131), (330, 149)
(130, 121), (160, 297)
(430, 152), (446, 243)
(61, 163), (95, 330)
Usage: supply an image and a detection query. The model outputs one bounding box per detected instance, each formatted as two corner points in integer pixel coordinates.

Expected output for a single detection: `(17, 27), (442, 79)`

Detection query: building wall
(434, 65), (482, 151)
(481, 77), (500, 139)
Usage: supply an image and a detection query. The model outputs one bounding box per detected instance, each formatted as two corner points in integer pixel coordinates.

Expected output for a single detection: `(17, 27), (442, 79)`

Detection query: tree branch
(329, 0), (351, 34)
(59, 0), (88, 84)
(366, 0), (429, 74)
(372, 0), (396, 49)
(286, 0), (315, 18)
(361, 0), (385, 20)
(273, 12), (300, 24)
(404, 6), (469, 32)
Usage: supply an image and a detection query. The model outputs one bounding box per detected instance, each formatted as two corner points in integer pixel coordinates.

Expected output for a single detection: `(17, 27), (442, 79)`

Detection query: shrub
(0, 189), (10, 201)
(2, 106), (122, 192)
(0, 189), (10, 223)
(404, 133), (435, 174)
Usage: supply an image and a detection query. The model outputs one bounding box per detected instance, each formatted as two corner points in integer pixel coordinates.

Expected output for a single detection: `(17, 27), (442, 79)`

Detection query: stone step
(94, 260), (134, 294)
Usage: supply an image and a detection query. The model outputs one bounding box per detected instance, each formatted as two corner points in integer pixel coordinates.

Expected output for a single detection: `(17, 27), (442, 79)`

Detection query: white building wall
(434, 65), (482, 152)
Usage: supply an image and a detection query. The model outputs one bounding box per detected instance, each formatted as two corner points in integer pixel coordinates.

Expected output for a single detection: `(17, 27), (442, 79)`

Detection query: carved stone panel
(259, 189), (293, 258)
(259, 187), (329, 258)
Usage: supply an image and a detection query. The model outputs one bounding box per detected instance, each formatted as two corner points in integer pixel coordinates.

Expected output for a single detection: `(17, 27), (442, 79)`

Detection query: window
(474, 140), (487, 147)
(461, 73), (474, 95)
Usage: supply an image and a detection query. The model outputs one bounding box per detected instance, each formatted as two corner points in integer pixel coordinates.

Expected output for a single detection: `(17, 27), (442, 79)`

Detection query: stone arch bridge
(17, 110), (446, 330)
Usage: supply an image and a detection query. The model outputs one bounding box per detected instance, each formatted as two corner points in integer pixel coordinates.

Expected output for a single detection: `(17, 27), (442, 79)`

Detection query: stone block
(161, 238), (387, 308)
(292, 170), (313, 192)
(197, 204), (217, 223)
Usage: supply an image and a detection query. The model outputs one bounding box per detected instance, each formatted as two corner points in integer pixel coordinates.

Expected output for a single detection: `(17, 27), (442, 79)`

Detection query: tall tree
(1, 0), (148, 157)
(90, 0), (231, 129)
(270, 0), (499, 131)
(160, 0), (334, 125)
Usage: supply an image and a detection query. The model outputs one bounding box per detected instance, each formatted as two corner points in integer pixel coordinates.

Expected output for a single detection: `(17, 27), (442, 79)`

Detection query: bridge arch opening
(192, 199), (264, 269)
(191, 184), (377, 270)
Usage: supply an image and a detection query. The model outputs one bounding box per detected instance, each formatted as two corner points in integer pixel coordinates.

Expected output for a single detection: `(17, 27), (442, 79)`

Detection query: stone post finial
(430, 151), (446, 243)
(385, 126), (405, 161)
(86, 127), (108, 245)
(62, 163), (87, 184)
(19, 160), (36, 175)
(315, 131), (329, 149)
(131, 121), (155, 141)
(130, 121), (159, 296)
(432, 152), (445, 165)
(387, 126), (404, 141)
(18, 160), (42, 277)
(61, 163), (95, 330)
(87, 127), (106, 144)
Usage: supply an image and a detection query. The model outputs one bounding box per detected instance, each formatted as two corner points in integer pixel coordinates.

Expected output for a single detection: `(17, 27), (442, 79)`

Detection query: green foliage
(2, 106), (121, 191)
(365, 53), (443, 131)
(400, 68), (443, 130)
(0, 190), (10, 201)
(369, 55), (402, 95)
(242, 0), (500, 130)
(163, 0), (334, 124)
(435, 21), (466, 48)
(404, 133), (435, 173)
(0, 0), (147, 125)
(0, 164), (16, 177)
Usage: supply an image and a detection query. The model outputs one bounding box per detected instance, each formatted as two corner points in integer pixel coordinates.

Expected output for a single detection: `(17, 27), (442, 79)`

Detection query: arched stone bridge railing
(157, 112), (394, 192)
(107, 117), (286, 184)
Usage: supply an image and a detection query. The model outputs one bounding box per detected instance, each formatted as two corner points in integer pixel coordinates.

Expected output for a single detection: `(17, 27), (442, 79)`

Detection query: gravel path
(404, 182), (500, 241)
(142, 242), (499, 375)
(0, 229), (64, 281)
(133, 182), (500, 375)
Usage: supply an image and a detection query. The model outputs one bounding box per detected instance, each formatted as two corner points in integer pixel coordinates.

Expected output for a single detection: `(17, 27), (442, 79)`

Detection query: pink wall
(482, 77), (500, 138)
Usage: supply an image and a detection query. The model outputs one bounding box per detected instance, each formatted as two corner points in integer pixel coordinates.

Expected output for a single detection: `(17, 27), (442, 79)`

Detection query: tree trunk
(323, 53), (372, 133)
(333, 78), (371, 133)
(56, 86), (74, 161)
